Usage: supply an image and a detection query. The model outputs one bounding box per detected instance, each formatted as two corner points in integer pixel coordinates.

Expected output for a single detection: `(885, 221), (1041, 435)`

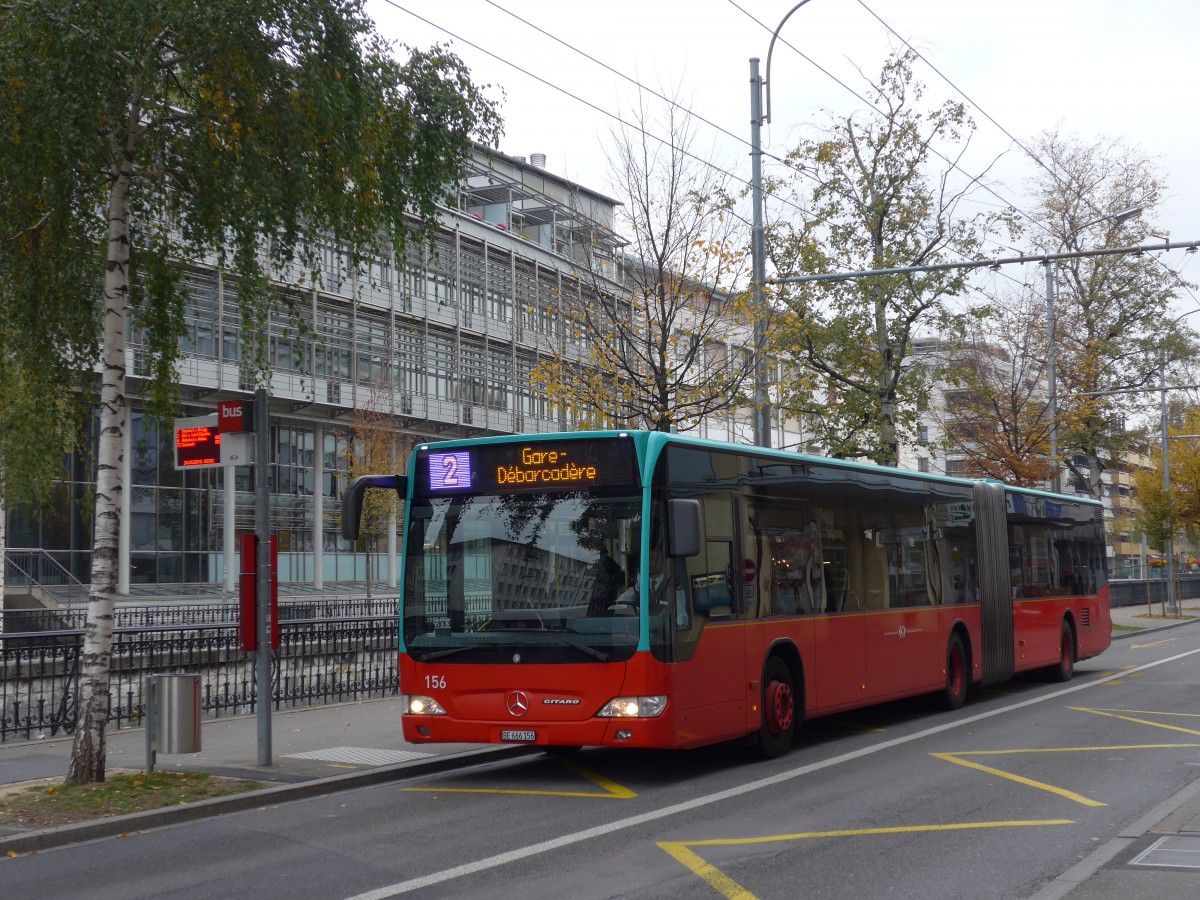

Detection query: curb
(1, 745), (538, 856)
(1110, 613), (1198, 640)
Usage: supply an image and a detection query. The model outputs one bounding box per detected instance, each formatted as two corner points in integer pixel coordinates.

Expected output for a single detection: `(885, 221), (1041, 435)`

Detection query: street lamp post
(750, 0), (817, 448)
(1160, 350), (1177, 615)
(750, 58), (769, 448)
(1155, 306), (1200, 616)
(1043, 205), (1142, 493)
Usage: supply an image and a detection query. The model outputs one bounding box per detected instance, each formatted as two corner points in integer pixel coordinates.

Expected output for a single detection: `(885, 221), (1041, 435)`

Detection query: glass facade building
(6, 149), (631, 594)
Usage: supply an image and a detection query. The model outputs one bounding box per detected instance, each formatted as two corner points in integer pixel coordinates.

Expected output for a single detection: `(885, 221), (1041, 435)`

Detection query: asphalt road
(4, 627), (1200, 900)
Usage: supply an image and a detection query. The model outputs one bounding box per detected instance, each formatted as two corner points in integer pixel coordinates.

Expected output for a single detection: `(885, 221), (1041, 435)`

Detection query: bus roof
(410, 430), (1103, 511)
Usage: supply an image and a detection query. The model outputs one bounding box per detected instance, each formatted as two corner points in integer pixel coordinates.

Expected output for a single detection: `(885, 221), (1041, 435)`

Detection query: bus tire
(1048, 620), (1075, 683)
(756, 656), (797, 758)
(941, 633), (968, 710)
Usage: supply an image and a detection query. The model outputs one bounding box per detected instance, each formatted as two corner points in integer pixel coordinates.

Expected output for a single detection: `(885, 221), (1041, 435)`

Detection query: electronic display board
(418, 438), (639, 495)
(174, 415), (221, 470)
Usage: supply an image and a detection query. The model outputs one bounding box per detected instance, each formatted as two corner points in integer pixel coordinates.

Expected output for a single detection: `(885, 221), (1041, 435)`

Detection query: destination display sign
(418, 438), (639, 495)
(174, 414), (221, 470)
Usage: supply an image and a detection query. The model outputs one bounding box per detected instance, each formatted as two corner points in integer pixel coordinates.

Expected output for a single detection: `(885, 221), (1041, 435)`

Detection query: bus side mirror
(667, 498), (701, 557)
(341, 475), (407, 541)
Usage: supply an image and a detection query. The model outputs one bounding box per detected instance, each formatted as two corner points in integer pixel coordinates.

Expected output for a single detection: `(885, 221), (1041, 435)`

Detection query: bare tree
(533, 93), (764, 433)
(932, 290), (1053, 486)
(1026, 129), (1197, 498)
(344, 379), (413, 597)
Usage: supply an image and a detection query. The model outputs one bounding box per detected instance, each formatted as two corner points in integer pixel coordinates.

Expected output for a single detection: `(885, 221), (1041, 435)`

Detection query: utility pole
(750, 58), (770, 448)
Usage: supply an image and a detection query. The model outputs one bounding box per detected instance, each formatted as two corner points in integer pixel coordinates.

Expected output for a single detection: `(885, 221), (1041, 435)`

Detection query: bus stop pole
(254, 387), (272, 765)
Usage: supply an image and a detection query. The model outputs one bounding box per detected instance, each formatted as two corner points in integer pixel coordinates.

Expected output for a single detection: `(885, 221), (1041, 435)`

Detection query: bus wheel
(1048, 621), (1075, 683)
(756, 657), (796, 758)
(941, 633), (968, 710)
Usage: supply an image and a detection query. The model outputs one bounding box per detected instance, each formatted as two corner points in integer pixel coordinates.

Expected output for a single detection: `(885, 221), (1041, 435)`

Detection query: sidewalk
(0, 696), (537, 854)
(0, 696), (488, 789)
(1109, 597), (1200, 632)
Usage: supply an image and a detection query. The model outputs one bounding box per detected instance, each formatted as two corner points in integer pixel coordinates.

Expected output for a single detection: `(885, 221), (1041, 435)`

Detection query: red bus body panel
(400, 602), (1005, 750)
(1012, 588), (1111, 672)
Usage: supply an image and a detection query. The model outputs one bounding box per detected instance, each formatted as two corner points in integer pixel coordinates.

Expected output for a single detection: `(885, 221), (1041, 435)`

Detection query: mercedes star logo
(507, 690), (530, 717)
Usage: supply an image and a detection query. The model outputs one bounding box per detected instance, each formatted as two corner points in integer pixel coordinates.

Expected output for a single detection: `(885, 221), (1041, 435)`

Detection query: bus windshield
(403, 488), (642, 663)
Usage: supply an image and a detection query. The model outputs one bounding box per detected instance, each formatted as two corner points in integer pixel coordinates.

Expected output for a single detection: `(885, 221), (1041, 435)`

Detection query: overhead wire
(383, 0), (1187, 306)
(733, 0), (1199, 323)
(379, 0), (817, 228)
(856, 0), (1193, 297)
(725, 0), (1054, 254)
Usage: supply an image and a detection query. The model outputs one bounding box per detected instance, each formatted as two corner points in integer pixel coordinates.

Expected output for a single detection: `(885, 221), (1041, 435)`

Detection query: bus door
(667, 495), (746, 738)
(865, 521), (944, 697)
(810, 510), (869, 712)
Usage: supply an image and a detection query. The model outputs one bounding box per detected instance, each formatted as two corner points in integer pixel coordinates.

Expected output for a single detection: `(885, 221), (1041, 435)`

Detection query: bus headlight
(596, 696), (668, 718)
(403, 695), (447, 716)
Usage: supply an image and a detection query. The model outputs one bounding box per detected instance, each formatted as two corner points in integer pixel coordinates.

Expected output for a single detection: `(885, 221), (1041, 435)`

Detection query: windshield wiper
(414, 631), (610, 663)
(481, 627), (611, 662)
(544, 631), (611, 662)
(416, 644), (482, 661)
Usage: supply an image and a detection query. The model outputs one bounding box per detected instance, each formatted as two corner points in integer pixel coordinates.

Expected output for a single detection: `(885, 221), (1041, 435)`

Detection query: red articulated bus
(341, 431), (1110, 757)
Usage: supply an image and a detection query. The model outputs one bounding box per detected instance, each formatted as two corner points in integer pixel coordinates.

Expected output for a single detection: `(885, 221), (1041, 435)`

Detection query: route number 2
(424, 674), (446, 690)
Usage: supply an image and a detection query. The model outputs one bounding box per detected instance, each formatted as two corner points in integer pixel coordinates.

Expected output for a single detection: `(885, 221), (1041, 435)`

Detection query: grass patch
(0, 771), (263, 833)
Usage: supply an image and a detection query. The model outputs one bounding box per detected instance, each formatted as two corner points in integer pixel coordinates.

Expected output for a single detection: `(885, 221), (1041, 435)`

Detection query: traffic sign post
(218, 399), (254, 434)
(253, 387), (272, 766)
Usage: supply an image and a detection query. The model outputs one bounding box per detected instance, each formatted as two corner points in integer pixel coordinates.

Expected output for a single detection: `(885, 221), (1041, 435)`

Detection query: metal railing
(0, 599), (400, 743)
(3, 549), (89, 610)
(1110, 574), (1200, 608)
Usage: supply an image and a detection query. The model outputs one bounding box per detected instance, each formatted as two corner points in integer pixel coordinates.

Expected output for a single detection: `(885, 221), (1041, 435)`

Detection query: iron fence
(0, 600), (400, 744)
(1110, 574), (1200, 607)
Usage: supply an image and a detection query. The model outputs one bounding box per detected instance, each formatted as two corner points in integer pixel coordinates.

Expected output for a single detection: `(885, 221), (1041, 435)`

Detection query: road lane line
(344, 646), (1200, 900)
(659, 820), (1076, 900)
(931, 744), (1200, 806)
(401, 759), (637, 799)
(1072, 706), (1200, 736)
(931, 752), (1105, 806)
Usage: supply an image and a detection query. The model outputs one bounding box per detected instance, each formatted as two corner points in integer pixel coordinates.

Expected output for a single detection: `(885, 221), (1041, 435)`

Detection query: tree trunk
(66, 162), (133, 784)
(1, 498), (6, 635)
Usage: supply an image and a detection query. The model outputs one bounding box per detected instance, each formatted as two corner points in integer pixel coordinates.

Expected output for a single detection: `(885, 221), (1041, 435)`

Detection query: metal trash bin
(154, 673), (201, 754)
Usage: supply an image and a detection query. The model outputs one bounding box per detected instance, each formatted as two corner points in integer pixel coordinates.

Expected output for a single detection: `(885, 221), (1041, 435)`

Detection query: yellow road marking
(931, 752), (1105, 807)
(1130, 638), (1178, 650)
(403, 759), (637, 800)
(658, 820), (1074, 900)
(1078, 708), (1200, 719)
(557, 759), (638, 798)
(658, 843), (757, 900)
(809, 720), (886, 735)
(1072, 706), (1200, 736)
(933, 743), (1200, 806)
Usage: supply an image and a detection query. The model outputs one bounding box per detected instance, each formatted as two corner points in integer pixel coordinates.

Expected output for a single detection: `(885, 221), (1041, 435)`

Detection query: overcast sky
(366, 0), (1200, 312)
